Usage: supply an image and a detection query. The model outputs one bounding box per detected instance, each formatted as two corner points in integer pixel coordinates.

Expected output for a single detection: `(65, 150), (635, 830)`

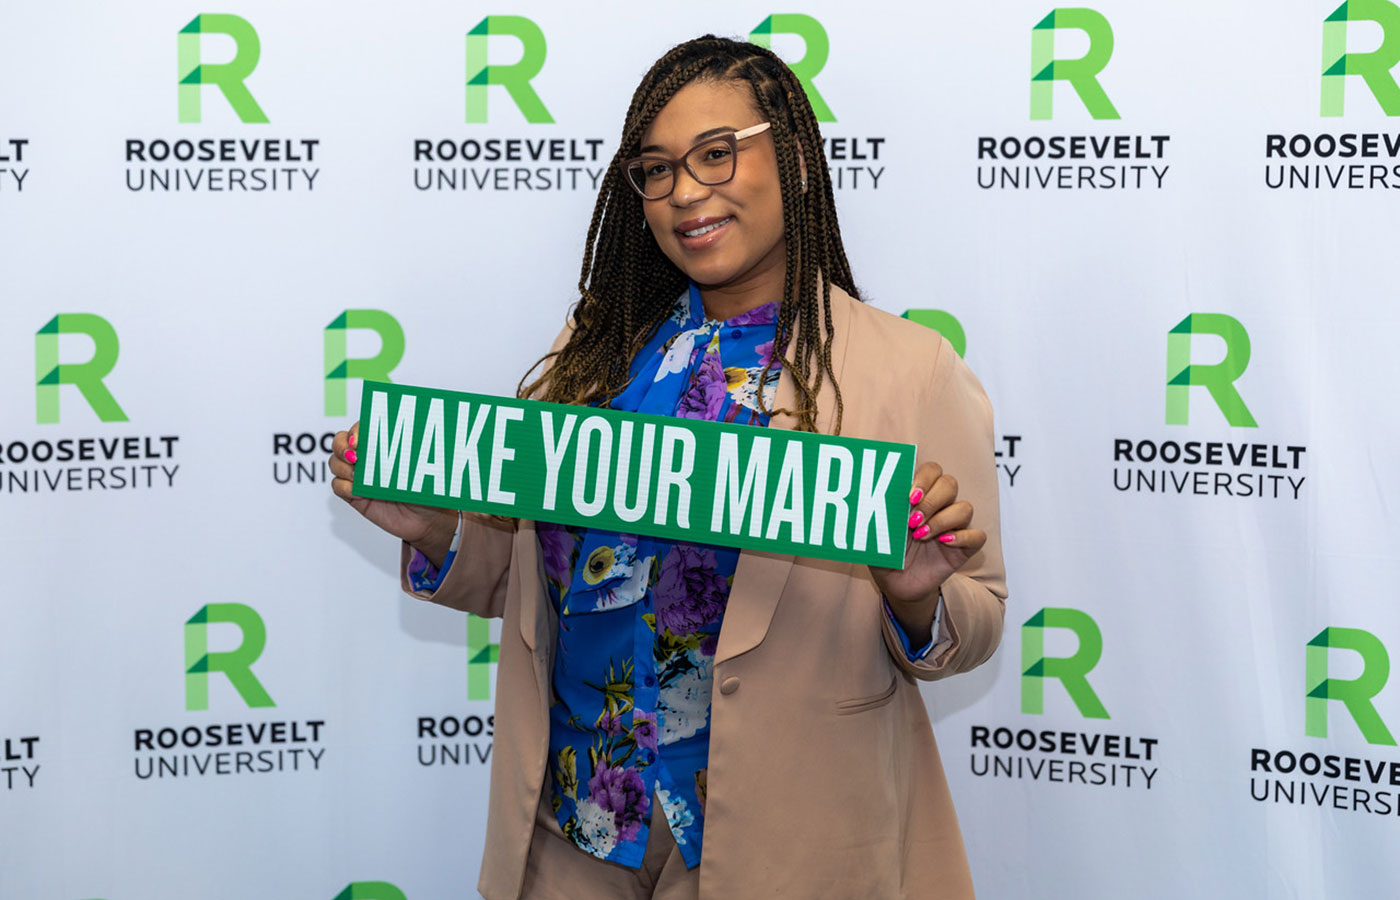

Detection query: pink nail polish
(911, 524), (931, 540)
(346, 449), (357, 464)
(907, 511), (924, 529)
(909, 488), (924, 506)
(938, 533), (955, 544)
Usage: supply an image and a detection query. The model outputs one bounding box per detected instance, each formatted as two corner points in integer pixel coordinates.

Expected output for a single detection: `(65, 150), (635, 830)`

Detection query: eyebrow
(640, 126), (737, 154)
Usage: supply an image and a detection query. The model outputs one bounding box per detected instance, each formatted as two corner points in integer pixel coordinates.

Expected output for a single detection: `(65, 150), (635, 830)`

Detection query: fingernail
(909, 489), (923, 506)
(938, 533), (955, 544)
(350, 433), (357, 449)
(907, 511), (924, 529)
(911, 524), (931, 540)
(346, 450), (357, 464)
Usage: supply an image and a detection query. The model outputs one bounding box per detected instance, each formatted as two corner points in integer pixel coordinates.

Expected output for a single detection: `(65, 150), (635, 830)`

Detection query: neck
(696, 257), (788, 321)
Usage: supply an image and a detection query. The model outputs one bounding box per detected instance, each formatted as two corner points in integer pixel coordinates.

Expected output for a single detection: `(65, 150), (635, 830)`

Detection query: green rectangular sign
(352, 380), (915, 568)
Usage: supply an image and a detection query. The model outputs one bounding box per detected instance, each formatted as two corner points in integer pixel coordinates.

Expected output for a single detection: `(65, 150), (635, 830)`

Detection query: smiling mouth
(680, 217), (732, 238)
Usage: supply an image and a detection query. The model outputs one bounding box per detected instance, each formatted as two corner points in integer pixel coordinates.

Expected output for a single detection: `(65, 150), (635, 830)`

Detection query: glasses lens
(686, 139), (737, 185)
(627, 158), (673, 199)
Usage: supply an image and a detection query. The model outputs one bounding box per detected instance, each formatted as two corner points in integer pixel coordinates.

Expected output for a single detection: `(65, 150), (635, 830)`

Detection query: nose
(669, 165), (710, 207)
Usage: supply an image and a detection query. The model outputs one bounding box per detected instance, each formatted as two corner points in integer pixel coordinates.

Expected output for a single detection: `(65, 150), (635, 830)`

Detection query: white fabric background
(2, 1), (1397, 897)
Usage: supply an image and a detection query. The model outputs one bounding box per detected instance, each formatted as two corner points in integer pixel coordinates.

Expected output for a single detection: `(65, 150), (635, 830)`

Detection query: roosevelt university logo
(1249, 627), (1400, 818)
(1112, 315), (1308, 501)
(5, 314), (182, 496)
(968, 607), (1159, 791)
(1266, 2), (1400, 189)
(133, 604), (327, 780)
(127, 15), (322, 192)
(413, 15), (607, 193)
(978, 9), (1170, 191)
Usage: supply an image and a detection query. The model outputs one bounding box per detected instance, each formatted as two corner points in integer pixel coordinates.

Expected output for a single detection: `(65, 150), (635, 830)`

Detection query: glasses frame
(621, 122), (773, 200)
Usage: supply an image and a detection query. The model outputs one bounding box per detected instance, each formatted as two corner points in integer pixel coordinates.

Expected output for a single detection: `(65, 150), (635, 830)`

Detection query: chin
(672, 255), (746, 288)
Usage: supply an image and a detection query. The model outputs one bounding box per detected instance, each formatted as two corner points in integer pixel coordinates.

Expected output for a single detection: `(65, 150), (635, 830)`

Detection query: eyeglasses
(622, 122), (772, 200)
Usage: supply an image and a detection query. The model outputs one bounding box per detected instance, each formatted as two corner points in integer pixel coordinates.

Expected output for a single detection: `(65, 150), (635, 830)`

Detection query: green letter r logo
(1321, 0), (1400, 116)
(750, 14), (835, 122)
(466, 16), (553, 124)
(185, 603), (275, 711)
(1165, 313), (1257, 428)
(1031, 8), (1120, 120)
(35, 314), (128, 425)
(178, 14), (268, 123)
(333, 882), (407, 900)
(1022, 607), (1109, 719)
(1306, 626), (1396, 745)
(325, 310), (405, 418)
(901, 309), (967, 358)
(468, 614), (500, 701)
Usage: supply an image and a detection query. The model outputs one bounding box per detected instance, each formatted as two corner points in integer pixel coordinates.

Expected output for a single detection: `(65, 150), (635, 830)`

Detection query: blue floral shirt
(537, 284), (783, 869)
(410, 283), (943, 869)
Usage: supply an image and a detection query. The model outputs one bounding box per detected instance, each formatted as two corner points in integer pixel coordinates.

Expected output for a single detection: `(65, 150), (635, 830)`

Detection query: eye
(703, 146), (733, 162)
(644, 161), (672, 179)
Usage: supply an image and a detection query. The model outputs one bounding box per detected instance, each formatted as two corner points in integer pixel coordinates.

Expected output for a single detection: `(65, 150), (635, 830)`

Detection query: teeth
(683, 218), (730, 238)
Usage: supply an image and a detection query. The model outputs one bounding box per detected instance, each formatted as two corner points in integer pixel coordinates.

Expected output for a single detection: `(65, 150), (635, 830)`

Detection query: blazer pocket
(834, 675), (898, 716)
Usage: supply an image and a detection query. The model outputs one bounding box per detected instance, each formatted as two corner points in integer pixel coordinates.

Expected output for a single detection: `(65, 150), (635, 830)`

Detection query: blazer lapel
(517, 520), (542, 650)
(715, 283), (854, 667)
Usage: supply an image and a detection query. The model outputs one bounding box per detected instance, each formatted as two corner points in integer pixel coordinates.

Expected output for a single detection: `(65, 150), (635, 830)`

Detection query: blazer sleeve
(399, 513), (516, 617)
(397, 317), (576, 617)
(880, 335), (1008, 681)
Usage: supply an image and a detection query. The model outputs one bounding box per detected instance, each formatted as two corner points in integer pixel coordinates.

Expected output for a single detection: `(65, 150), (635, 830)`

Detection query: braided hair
(519, 35), (859, 434)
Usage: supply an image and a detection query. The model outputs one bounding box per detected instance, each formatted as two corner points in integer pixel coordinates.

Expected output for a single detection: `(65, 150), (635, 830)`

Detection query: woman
(330, 36), (1006, 900)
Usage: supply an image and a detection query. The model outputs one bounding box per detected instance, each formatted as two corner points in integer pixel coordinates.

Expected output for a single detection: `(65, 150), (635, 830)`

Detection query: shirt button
(644, 675), (656, 687)
(720, 677), (741, 695)
(730, 329), (742, 339)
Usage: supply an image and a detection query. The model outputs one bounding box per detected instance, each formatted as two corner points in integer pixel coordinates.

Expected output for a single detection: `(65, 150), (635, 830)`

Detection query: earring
(800, 177), (808, 193)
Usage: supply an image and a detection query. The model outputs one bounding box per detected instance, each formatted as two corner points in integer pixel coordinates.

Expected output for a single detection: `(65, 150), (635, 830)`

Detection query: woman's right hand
(329, 422), (458, 565)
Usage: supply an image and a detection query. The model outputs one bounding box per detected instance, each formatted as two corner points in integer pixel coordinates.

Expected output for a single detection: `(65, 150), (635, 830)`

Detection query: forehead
(640, 80), (760, 151)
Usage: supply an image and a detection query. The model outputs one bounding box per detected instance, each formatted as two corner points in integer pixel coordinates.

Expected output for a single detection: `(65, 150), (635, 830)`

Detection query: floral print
(657, 787), (696, 845)
(676, 334), (728, 420)
(543, 284), (780, 870)
(589, 764), (651, 843)
(653, 545), (729, 636)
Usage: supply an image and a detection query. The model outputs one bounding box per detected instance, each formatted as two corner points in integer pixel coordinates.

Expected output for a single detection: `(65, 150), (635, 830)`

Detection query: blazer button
(719, 677), (741, 695)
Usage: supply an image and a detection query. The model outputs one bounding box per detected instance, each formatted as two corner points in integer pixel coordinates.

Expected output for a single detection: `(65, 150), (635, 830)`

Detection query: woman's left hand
(869, 461), (987, 613)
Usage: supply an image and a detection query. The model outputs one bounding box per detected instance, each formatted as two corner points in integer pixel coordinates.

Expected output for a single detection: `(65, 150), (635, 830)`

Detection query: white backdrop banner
(3, 1), (1398, 898)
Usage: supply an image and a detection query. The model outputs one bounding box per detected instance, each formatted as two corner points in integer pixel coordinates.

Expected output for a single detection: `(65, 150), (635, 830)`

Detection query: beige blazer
(403, 285), (1008, 899)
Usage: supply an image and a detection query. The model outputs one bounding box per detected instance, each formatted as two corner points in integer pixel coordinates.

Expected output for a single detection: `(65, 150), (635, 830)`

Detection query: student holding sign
(330, 35), (1006, 900)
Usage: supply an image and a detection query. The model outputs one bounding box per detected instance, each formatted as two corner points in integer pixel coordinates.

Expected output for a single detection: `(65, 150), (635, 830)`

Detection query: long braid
(519, 36), (860, 434)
